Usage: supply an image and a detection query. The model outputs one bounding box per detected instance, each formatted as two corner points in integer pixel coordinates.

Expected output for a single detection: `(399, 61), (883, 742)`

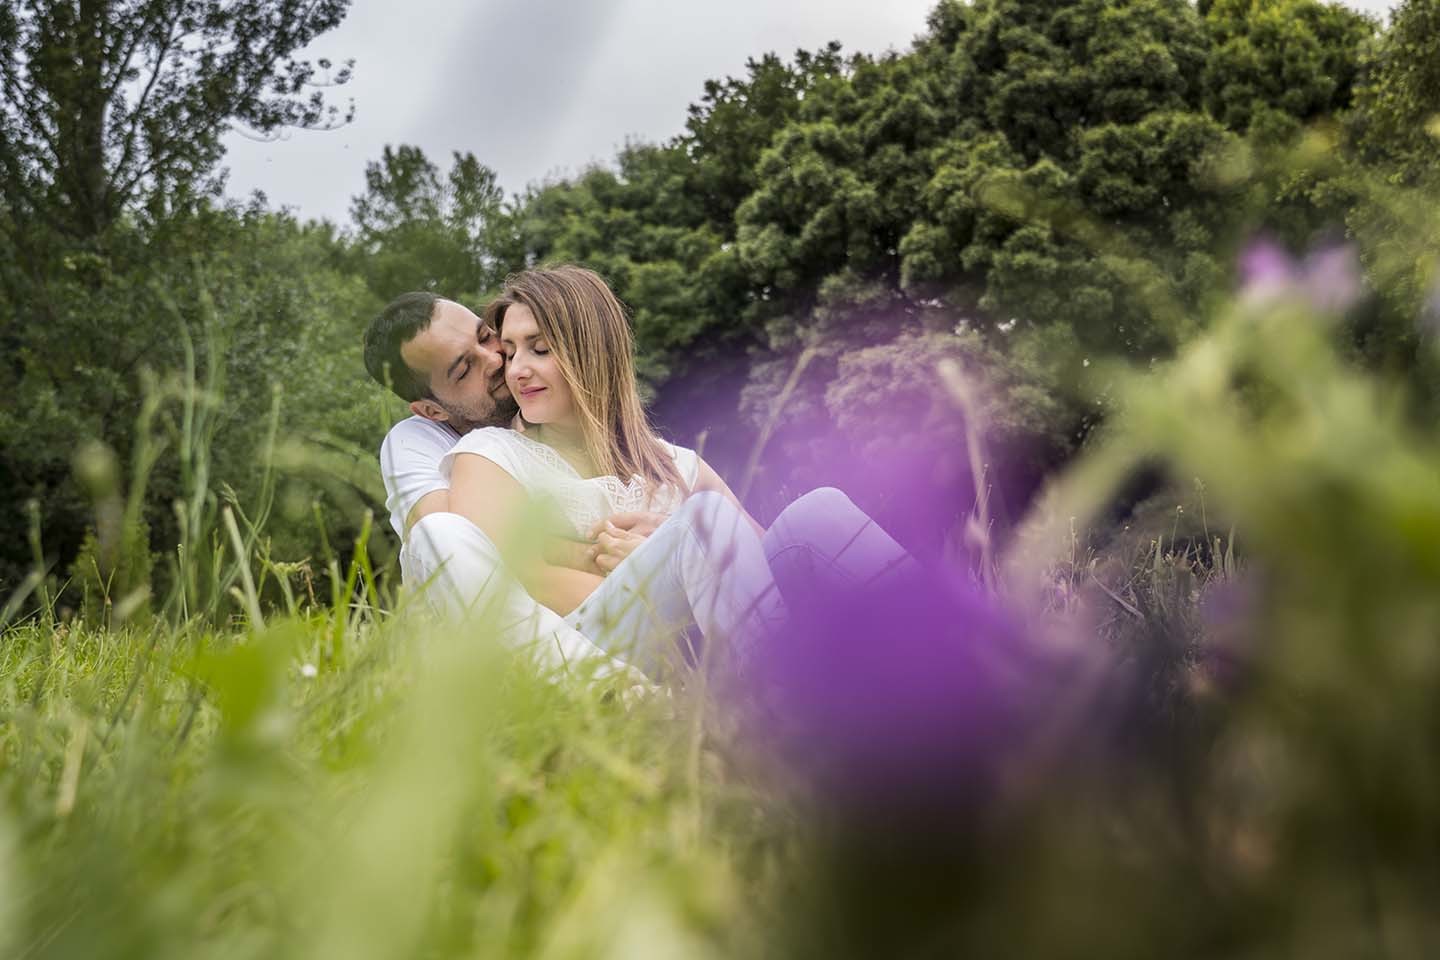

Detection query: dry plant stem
(223, 505), (265, 629)
(939, 358), (998, 591)
(738, 347), (815, 502)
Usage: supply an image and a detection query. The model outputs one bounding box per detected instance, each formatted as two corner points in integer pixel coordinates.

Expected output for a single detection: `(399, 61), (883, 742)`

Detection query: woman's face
(501, 304), (576, 428)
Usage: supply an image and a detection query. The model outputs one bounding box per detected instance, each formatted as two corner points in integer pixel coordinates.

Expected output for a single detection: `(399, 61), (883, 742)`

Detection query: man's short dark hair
(364, 292), (439, 402)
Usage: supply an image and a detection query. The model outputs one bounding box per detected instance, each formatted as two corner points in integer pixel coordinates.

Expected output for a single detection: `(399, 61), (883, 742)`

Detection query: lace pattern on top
(443, 427), (694, 537)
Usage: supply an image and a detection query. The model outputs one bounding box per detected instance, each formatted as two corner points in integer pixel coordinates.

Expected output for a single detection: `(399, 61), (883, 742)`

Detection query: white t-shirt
(440, 427), (701, 539)
(380, 415), (461, 538)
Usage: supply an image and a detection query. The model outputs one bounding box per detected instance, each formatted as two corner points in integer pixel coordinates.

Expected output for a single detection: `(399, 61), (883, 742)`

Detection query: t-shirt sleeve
(666, 442), (702, 490)
(380, 420), (457, 539)
(440, 427), (525, 486)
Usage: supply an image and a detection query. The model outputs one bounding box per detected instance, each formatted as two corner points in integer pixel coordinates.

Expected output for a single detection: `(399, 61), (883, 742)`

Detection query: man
(364, 291), (513, 537)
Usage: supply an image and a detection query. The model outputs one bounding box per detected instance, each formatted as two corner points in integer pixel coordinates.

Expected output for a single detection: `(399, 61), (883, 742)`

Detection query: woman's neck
(524, 418), (595, 475)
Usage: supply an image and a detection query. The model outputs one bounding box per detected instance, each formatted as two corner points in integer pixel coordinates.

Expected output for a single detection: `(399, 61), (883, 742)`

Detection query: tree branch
(110, 4), (186, 206)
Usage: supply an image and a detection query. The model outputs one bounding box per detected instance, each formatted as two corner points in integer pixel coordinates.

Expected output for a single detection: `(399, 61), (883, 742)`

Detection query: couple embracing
(365, 265), (922, 683)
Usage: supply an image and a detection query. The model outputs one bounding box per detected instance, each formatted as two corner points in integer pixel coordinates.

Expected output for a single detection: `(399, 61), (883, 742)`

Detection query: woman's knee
(780, 487), (857, 523)
(768, 487), (864, 549)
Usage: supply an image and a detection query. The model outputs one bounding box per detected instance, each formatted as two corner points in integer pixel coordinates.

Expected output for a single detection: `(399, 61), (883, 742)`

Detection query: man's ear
(409, 398), (449, 424)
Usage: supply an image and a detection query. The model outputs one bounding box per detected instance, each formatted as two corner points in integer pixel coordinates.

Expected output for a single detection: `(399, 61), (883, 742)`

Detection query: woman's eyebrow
(500, 333), (540, 346)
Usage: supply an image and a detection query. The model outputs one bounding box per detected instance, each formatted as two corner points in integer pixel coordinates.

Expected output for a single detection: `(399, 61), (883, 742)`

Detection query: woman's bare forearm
(523, 563), (604, 616)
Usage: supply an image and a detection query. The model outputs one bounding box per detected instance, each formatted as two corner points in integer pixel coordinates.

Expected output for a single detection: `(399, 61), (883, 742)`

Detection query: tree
(348, 145), (507, 299)
(0, 0), (354, 596)
(1202, 0), (1375, 140)
(683, 44), (848, 233)
(0, 0), (353, 247)
(1350, 0), (1440, 182)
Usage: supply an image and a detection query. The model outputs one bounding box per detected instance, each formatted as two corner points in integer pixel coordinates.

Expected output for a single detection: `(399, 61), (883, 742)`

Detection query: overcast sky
(220, 0), (1400, 227)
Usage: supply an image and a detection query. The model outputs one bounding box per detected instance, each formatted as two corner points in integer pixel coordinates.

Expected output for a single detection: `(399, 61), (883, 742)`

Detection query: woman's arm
(447, 453), (605, 616)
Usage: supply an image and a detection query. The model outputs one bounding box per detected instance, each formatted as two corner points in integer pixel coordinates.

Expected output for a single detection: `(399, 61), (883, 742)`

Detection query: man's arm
(404, 489), (450, 536)
(448, 453), (604, 615)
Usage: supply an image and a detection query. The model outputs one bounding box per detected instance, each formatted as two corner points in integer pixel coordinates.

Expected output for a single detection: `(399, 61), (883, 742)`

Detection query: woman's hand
(588, 511), (667, 541)
(587, 520), (648, 574)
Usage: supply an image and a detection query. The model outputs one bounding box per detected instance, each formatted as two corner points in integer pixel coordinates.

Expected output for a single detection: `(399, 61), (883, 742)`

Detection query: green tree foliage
(0, 0), (352, 245)
(729, 1), (1237, 523)
(0, 0), (357, 598)
(1202, 0), (1375, 139)
(348, 145), (507, 300)
(1350, 0), (1440, 182)
(684, 45), (848, 234)
(0, 207), (379, 598)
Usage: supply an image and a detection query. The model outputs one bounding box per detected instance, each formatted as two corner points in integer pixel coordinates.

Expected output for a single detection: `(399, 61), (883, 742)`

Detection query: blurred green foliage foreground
(5, 0), (1440, 955)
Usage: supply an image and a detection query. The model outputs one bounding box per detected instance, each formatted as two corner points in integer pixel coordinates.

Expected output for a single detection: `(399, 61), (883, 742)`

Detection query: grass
(0, 291), (789, 959)
(0, 602), (774, 959)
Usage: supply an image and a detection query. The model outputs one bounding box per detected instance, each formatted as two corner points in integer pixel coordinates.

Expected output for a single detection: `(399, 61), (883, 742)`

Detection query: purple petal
(1300, 245), (1363, 314)
(1238, 239), (1299, 295)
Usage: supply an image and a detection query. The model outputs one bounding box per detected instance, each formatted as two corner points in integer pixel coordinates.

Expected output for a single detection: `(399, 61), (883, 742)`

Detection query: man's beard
(439, 389), (518, 433)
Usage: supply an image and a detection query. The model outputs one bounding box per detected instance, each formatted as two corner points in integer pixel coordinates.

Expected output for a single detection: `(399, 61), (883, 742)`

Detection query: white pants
(401, 512), (638, 682)
(564, 491), (788, 676)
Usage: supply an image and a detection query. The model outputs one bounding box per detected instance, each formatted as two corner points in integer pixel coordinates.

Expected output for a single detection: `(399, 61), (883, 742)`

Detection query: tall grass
(0, 284), (774, 960)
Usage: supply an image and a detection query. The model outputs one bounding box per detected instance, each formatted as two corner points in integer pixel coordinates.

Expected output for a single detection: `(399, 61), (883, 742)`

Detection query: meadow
(6, 0), (1440, 955)
(6, 231), (1440, 957)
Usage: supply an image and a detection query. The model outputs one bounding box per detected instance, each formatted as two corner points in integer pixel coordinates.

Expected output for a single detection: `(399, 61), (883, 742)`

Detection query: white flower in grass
(299, 662), (318, 679)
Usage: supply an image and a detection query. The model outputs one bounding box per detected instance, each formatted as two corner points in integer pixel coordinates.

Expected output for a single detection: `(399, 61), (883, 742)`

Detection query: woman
(441, 266), (788, 673)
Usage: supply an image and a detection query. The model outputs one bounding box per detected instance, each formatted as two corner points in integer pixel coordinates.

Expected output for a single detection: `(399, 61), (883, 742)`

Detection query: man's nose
(478, 344), (503, 373)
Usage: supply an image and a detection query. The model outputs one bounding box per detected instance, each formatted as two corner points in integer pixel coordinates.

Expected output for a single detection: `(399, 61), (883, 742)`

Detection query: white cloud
(221, 0), (933, 224)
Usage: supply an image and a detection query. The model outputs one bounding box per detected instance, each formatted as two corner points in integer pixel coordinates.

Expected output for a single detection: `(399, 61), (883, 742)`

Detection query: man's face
(400, 300), (517, 432)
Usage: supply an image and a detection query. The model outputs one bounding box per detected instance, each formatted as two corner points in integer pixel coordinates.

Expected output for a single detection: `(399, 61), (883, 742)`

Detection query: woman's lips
(518, 386), (547, 399)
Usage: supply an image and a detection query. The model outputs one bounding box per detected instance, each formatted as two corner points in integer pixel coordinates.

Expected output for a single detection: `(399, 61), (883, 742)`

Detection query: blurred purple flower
(742, 565), (1051, 818)
(1196, 574), (1262, 695)
(1238, 238), (1362, 314)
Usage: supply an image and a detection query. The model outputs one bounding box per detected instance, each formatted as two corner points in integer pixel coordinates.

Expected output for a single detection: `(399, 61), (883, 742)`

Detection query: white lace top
(439, 427), (701, 538)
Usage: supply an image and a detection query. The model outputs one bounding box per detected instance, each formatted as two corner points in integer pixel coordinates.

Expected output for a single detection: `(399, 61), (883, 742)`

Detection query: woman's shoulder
(659, 439), (702, 488)
(440, 426), (533, 481)
(450, 425), (523, 457)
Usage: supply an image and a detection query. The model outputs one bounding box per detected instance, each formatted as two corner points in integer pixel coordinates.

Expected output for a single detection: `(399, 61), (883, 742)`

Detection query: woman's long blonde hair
(485, 265), (687, 495)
